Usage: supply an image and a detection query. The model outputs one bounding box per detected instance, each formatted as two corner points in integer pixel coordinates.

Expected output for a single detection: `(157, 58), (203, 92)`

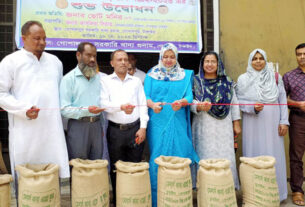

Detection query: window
(0, 0), (16, 60)
(203, 0), (214, 51)
(0, 0), (16, 153)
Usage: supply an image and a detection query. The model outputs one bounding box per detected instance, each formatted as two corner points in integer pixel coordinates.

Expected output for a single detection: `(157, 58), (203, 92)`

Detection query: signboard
(16, 0), (202, 53)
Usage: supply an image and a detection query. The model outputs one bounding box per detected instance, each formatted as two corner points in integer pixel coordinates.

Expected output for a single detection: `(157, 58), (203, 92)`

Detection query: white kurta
(0, 49), (70, 178)
(238, 80), (289, 201)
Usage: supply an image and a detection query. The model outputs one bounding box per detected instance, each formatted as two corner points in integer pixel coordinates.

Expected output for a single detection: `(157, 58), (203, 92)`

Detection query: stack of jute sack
(0, 174), (13, 207)
(116, 161), (151, 207)
(155, 156), (193, 207)
(240, 156), (280, 207)
(197, 159), (237, 207)
(70, 159), (110, 207)
(15, 163), (61, 207)
(12, 155), (280, 207)
(15, 160), (110, 207)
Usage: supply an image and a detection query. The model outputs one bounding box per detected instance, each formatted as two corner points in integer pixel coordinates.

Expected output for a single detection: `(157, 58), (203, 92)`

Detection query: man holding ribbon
(0, 21), (70, 191)
(60, 42), (104, 160)
(100, 49), (148, 205)
(283, 43), (305, 206)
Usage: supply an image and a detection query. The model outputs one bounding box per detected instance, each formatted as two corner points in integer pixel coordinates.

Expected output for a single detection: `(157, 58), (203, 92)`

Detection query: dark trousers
(14, 172), (18, 204)
(107, 121), (144, 205)
(67, 119), (103, 160)
(289, 111), (305, 193)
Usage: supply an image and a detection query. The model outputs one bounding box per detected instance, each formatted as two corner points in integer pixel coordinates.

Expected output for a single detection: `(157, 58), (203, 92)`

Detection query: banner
(15, 0), (202, 53)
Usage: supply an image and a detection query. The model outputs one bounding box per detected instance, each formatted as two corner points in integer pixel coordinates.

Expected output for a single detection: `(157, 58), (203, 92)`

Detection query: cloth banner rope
(0, 103), (298, 112)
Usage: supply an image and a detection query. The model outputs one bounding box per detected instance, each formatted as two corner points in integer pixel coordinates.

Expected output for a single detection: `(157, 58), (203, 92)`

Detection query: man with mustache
(283, 43), (305, 206)
(0, 20), (70, 194)
(60, 42), (104, 160)
(100, 49), (149, 206)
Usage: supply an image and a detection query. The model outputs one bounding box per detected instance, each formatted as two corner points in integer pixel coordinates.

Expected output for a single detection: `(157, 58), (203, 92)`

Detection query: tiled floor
(10, 180), (302, 206)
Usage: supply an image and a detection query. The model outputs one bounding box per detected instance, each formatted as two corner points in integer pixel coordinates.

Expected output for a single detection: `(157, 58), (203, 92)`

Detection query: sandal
(292, 192), (305, 206)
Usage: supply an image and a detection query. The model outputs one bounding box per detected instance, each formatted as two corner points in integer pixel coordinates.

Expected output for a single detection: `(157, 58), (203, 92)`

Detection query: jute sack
(197, 159), (237, 207)
(155, 156), (193, 207)
(15, 163), (60, 207)
(239, 156), (280, 207)
(70, 159), (109, 207)
(0, 174), (12, 207)
(115, 161), (151, 207)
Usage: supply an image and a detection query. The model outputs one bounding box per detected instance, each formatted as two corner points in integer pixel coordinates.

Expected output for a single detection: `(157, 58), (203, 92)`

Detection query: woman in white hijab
(236, 49), (289, 202)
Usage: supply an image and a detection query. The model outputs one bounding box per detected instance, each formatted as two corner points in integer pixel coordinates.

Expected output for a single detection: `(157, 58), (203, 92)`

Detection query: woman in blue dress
(144, 43), (199, 207)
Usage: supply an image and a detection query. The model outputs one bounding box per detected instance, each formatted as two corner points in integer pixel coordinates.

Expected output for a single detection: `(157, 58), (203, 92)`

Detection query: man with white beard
(60, 42), (105, 160)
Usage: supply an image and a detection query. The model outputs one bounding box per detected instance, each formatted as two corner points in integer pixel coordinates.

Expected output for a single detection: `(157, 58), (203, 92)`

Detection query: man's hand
(152, 102), (163, 113)
(196, 101), (212, 112)
(88, 106), (105, 114)
(287, 98), (305, 111)
(26, 106), (40, 119)
(254, 102), (264, 112)
(135, 128), (146, 145)
(278, 124), (288, 136)
(299, 101), (305, 112)
(121, 103), (135, 114)
(233, 120), (241, 138)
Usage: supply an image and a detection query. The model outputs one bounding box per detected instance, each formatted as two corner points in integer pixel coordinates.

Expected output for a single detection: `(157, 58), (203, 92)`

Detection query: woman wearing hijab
(192, 51), (241, 189)
(144, 43), (199, 207)
(236, 49), (289, 202)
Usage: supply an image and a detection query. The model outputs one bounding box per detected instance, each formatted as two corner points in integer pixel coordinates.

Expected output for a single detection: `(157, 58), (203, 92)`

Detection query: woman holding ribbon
(236, 48), (289, 201)
(144, 43), (198, 207)
(191, 51), (241, 189)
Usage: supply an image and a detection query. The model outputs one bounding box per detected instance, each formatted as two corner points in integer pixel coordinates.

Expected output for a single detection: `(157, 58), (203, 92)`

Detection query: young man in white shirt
(100, 50), (149, 205)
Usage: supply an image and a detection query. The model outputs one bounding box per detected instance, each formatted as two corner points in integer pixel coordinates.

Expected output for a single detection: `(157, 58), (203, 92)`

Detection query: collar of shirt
(75, 66), (84, 77)
(296, 67), (305, 74)
(21, 48), (45, 61)
(109, 72), (133, 81)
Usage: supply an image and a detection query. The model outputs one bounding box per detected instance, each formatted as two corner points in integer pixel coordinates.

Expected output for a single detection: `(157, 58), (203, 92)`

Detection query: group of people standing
(0, 20), (305, 207)
(191, 44), (305, 206)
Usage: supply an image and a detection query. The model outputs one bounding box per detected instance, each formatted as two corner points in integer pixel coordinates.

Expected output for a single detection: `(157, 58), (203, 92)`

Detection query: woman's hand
(171, 99), (188, 111)
(152, 102), (163, 113)
(172, 100), (182, 111)
(196, 101), (212, 112)
(278, 124), (288, 136)
(254, 102), (264, 112)
(147, 99), (163, 114)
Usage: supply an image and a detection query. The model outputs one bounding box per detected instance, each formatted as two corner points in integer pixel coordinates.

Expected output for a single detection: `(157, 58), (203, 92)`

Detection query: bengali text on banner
(16, 0), (202, 53)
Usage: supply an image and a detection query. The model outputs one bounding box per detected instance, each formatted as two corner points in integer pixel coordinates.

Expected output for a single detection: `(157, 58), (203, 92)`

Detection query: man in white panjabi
(0, 21), (70, 184)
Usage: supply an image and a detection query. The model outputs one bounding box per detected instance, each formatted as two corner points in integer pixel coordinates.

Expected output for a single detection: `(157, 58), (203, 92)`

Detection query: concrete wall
(220, 0), (305, 80)
(219, 0), (305, 177)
